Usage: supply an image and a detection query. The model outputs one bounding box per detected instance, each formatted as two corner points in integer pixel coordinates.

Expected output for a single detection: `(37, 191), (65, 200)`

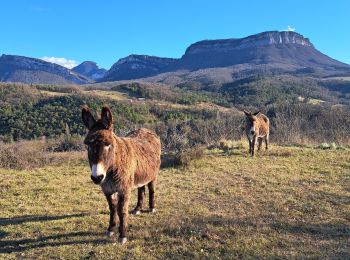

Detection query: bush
(47, 135), (85, 152)
(0, 139), (86, 170)
(316, 142), (337, 150)
(218, 139), (236, 151)
(161, 146), (205, 168)
(0, 140), (52, 170)
(174, 146), (205, 167)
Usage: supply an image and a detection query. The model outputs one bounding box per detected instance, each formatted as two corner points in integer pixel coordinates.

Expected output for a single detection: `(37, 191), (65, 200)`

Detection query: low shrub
(316, 142), (337, 150)
(0, 138), (86, 170)
(161, 146), (205, 168)
(0, 140), (52, 170)
(47, 135), (85, 152)
(174, 146), (205, 167)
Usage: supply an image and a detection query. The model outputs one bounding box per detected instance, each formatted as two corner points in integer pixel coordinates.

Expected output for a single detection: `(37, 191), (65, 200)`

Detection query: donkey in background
(244, 110), (270, 156)
(82, 105), (161, 244)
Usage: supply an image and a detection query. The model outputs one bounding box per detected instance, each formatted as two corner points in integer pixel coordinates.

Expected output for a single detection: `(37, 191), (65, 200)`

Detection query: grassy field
(0, 145), (349, 259)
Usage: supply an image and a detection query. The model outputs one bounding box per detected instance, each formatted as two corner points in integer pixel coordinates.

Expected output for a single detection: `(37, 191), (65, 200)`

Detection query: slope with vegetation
(1, 80), (349, 147)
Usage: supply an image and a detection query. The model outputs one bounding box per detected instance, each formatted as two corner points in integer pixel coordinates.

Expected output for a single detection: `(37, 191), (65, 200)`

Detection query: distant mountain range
(102, 31), (350, 85)
(72, 61), (106, 80)
(1, 31), (349, 85)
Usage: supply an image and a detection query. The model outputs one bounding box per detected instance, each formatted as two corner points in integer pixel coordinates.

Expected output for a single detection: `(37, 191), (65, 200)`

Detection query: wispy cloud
(284, 25), (296, 32)
(41, 57), (78, 69)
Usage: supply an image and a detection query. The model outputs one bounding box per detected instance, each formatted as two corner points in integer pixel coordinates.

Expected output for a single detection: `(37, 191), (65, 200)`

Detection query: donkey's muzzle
(91, 175), (104, 184)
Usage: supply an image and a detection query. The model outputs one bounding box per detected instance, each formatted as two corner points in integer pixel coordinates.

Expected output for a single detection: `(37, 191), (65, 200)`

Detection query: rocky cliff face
(0, 55), (90, 84)
(173, 31), (346, 70)
(101, 55), (176, 81)
(185, 31), (313, 55)
(72, 61), (106, 80)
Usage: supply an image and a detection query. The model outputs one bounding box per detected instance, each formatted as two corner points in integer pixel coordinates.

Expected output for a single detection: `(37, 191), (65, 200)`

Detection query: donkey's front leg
(117, 191), (130, 244)
(251, 136), (257, 157)
(105, 193), (118, 237)
(248, 138), (252, 155)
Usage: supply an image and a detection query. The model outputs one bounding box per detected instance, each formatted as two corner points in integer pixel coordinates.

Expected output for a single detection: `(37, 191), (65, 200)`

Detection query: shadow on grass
(0, 231), (108, 253)
(317, 190), (350, 206)
(194, 215), (350, 240)
(160, 215), (350, 258)
(0, 213), (88, 227)
(271, 221), (350, 239)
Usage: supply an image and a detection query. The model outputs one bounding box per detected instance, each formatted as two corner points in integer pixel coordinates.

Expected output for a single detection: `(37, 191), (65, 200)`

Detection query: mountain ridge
(101, 55), (176, 82)
(101, 31), (350, 83)
(0, 54), (91, 85)
(72, 61), (107, 80)
(1, 31), (349, 85)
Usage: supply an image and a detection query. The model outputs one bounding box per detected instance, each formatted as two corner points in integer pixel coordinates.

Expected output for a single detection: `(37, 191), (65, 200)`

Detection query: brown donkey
(82, 105), (161, 244)
(244, 110), (270, 156)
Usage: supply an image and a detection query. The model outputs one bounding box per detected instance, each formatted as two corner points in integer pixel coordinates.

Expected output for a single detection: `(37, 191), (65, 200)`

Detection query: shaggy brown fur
(244, 110), (270, 156)
(82, 105), (161, 244)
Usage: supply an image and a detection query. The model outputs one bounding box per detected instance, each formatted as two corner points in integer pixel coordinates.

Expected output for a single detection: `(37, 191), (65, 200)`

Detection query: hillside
(0, 55), (90, 85)
(0, 145), (349, 258)
(0, 82), (349, 146)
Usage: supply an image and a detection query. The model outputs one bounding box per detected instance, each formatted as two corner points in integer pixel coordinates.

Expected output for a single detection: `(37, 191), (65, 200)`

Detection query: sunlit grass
(85, 90), (128, 101)
(0, 145), (349, 259)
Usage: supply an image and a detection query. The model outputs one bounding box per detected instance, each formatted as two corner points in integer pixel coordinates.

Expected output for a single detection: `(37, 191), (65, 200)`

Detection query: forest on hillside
(0, 81), (349, 147)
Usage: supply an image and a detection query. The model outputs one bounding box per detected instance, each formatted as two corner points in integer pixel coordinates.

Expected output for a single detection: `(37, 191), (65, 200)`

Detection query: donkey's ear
(82, 105), (96, 130)
(253, 111), (261, 116)
(101, 105), (113, 130)
(243, 110), (251, 116)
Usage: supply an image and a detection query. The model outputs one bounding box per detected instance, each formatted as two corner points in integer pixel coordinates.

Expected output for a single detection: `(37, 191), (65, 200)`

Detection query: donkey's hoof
(105, 231), (115, 237)
(131, 209), (141, 215)
(150, 208), (157, 214)
(119, 237), (127, 245)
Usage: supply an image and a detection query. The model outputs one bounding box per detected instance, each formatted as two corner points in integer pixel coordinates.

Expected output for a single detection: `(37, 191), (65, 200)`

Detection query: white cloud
(284, 25), (296, 32)
(41, 56), (78, 69)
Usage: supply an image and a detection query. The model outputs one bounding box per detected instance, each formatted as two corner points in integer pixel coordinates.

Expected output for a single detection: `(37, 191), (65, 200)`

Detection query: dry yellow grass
(85, 90), (128, 101)
(38, 90), (67, 97)
(0, 145), (349, 259)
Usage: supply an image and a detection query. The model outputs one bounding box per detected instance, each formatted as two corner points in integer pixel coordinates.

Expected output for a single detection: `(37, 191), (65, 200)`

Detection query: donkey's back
(257, 114), (270, 137)
(125, 128), (161, 162)
(123, 128), (161, 187)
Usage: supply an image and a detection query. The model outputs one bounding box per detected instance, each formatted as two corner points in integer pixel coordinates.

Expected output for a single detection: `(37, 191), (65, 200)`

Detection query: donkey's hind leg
(148, 180), (156, 213)
(265, 134), (269, 150)
(257, 138), (263, 151)
(132, 186), (145, 215)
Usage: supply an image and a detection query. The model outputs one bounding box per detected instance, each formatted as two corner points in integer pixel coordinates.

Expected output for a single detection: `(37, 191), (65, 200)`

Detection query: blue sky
(1, 0), (349, 69)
